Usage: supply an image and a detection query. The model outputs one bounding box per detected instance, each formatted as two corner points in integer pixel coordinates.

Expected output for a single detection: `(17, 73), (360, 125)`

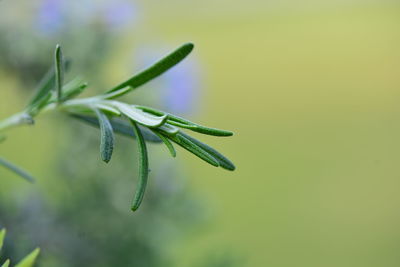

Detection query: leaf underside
(167, 132), (220, 167)
(71, 114), (162, 143)
(93, 109), (115, 163)
(178, 132), (235, 171)
(130, 121), (149, 211)
(114, 103), (167, 128)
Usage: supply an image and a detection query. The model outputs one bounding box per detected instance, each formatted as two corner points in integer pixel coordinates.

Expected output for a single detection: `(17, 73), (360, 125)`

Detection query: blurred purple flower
(163, 60), (200, 115)
(36, 0), (65, 35)
(101, 0), (138, 30)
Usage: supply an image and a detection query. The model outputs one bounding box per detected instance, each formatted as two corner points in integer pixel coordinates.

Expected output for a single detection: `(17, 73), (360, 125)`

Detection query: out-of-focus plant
(0, 229), (39, 267)
(0, 0), (138, 85)
(0, 43), (235, 212)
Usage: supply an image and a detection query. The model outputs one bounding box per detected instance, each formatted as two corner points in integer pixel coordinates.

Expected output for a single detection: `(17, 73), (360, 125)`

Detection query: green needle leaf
(136, 106), (233, 136)
(106, 43), (194, 94)
(0, 229), (5, 252)
(151, 130), (176, 157)
(134, 106), (165, 116)
(130, 121), (149, 212)
(71, 114), (162, 143)
(1, 259), (10, 267)
(27, 67), (55, 108)
(168, 120), (233, 137)
(93, 109), (115, 163)
(15, 248), (40, 267)
(28, 58), (70, 110)
(60, 77), (88, 101)
(178, 132), (235, 171)
(115, 103), (167, 127)
(166, 133), (219, 167)
(101, 87), (132, 100)
(29, 93), (52, 116)
(55, 44), (64, 103)
(0, 158), (35, 183)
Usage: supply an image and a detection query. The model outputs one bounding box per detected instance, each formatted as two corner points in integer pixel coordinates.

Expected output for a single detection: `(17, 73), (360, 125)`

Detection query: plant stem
(0, 97), (98, 133)
(0, 112), (34, 133)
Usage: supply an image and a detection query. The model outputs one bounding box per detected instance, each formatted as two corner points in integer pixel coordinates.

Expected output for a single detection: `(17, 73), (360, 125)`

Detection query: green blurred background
(1, 0), (400, 266)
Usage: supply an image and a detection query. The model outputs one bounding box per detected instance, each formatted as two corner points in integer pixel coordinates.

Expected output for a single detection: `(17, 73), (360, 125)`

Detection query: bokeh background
(1, 0), (400, 266)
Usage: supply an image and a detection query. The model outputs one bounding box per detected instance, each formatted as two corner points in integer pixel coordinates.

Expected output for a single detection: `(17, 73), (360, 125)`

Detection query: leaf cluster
(0, 43), (235, 211)
(0, 229), (40, 267)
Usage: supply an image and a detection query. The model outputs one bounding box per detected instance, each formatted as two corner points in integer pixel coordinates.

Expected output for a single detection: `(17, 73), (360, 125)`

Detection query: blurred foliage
(0, 1), (123, 86)
(1, 229), (40, 267)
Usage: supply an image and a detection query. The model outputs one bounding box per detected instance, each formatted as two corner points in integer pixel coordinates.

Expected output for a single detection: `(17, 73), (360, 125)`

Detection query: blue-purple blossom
(101, 0), (138, 30)
(36, 0), (65, 35)
(35, 0), (138, 35)
(163, 60), (200, 115)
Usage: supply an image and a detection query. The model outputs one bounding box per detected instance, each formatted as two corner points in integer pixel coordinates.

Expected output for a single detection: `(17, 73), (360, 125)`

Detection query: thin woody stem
(0, 112), (34, 133)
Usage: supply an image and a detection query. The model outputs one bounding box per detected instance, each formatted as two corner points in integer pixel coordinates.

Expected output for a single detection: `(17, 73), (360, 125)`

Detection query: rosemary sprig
(0, 43), (235, 211)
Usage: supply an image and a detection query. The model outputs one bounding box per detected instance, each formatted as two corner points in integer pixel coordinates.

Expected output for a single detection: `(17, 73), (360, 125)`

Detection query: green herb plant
(0, 229), (40, 267)
(0, 43), (235, 212)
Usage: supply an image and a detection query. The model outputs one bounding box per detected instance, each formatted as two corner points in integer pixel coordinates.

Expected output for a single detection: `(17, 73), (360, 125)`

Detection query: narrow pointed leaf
(28, 58), (70, 109)
(60, 77), (88, 101)
(168, 120), (233, 137)
(166, 133), (219, 167)
(107, 43), (194, 93)
(1, 259), (10, 267)
(55, 44), (64, 102)
(130, 121), (149, 211)
(0, 229), (5, 252)
(178, 132), (235, 171)
(135, 106), (165, 116)
(136, 106), (233, 136)
(15, 248), (40, 267)
(115, 103), (167, 127)
(71, 114), (162, 143)
(29, 93), (52, 116)
(93, 109), (114, 163)
(0, 158), (35, 183)
(101, 87), (132, 100)
(27, 67), (55, 107)
(151, 130), (176, 157)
